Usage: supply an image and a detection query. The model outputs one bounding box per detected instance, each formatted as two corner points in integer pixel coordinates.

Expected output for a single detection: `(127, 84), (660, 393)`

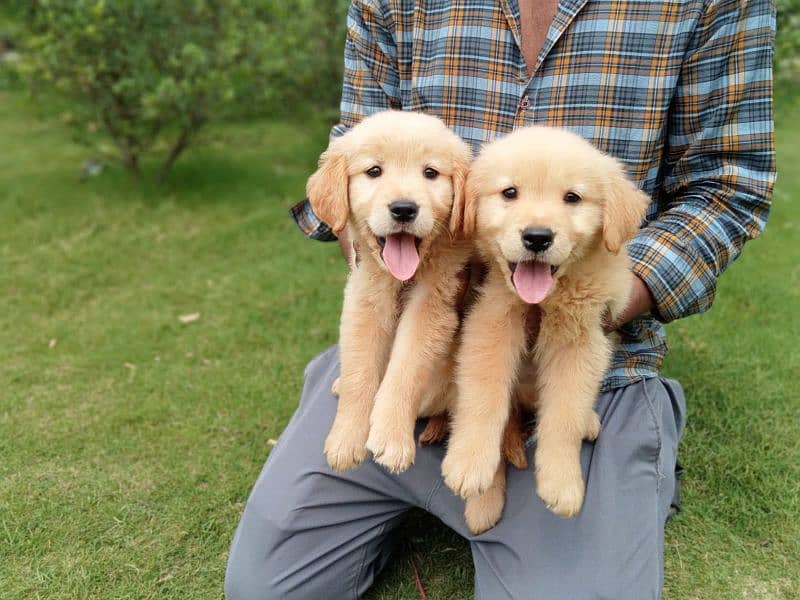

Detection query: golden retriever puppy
(306, 110), (472, 473)
(441, 126), (650, 518)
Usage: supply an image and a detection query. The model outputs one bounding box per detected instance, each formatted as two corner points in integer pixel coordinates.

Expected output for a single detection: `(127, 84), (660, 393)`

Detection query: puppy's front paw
(331, 377), (340, 397)
(324, 420), (369, 472)
(535, 457), (585, 518)
(442, 449), (500, 499)
(365, 426), (416, 474)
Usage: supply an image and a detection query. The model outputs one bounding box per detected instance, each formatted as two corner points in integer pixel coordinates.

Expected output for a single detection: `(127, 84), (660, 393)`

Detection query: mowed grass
(1, 87), (798, 599)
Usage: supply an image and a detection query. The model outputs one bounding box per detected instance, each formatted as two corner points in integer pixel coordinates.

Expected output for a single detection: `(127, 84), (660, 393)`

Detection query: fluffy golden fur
(441, 126), (650, 519)
(306, 110), (473, 474)
(421, 406), (530, 533)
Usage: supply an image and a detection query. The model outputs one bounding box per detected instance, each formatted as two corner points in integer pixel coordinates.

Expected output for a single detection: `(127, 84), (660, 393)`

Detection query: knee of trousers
(224, 510), (322, 600)
(224, 466), (337, 600)
(224, 573), (312, 600)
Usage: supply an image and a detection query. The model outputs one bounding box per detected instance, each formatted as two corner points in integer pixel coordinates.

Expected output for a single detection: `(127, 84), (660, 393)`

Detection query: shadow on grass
(67, 152), (310, 211)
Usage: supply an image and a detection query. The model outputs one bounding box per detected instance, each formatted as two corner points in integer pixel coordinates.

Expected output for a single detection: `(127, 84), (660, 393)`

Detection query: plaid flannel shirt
(291, 0), (776, 391)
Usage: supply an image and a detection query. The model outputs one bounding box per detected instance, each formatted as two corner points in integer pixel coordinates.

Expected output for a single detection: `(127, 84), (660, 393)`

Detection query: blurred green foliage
(5, 0), (348, 179)
(776, 0), (800, 88)
(1, 0), (797, 176)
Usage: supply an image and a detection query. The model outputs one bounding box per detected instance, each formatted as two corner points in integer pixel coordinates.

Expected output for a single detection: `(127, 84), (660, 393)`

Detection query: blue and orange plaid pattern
(292, 0), (776, 391)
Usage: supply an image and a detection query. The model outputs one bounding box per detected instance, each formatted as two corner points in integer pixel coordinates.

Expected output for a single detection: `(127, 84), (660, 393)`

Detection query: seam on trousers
(424, 476), (445, 512)
(641, 379), (665, 492)
(351, 520), (388, 600)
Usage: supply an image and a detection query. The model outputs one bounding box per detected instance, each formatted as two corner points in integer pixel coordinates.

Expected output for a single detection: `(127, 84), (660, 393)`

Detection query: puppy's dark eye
(423, 167), (439, 180)
(564, 191), (582, 204)
(366, 166), (382, 178)
(502, 187), (518, 200)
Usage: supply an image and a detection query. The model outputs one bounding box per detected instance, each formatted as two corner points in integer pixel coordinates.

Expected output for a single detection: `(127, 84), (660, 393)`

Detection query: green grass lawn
(1, 87), (798, 599)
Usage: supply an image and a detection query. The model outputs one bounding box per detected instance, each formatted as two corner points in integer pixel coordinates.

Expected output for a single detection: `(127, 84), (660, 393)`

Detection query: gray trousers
(225, 346), (686, 600)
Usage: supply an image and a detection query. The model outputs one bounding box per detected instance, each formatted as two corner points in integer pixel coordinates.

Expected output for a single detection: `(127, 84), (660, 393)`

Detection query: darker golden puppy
(441, 126), (650, 519)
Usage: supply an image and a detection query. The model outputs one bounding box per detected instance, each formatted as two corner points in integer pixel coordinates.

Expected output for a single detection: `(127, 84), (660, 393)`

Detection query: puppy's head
(465, 127), (649, 304)
(306, 111), (471, 281)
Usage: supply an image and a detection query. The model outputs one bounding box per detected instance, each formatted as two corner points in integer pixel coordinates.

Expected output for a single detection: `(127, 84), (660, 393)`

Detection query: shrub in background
(20, 0), (347, 180)
(249, 0), (348, 117)
(0, 3), (26, 89)
(777, 0), (800, 88)
(15, 0), (796, 178)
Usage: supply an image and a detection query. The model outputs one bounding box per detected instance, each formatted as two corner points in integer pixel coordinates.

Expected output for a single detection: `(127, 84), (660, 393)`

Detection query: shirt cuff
(289, 198), (338, 242)
(627, 226), (717, 324)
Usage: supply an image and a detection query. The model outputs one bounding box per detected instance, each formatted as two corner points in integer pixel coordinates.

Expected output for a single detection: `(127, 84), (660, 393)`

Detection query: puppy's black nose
(389, 200), (418, 223)
(521, 227), (554, 252)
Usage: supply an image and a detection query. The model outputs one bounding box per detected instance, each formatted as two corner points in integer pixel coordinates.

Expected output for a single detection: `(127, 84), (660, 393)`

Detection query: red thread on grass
(409, 553), (427, 600)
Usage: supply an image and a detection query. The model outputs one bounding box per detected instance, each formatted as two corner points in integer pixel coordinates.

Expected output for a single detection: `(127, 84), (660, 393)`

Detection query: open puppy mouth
(507, 261), (558, 305)
(377, 234), (422, 282)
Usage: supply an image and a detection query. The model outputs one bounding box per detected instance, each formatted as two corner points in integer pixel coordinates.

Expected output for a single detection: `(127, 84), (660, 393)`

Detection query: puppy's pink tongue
(382, 233), (420, 281)
(512, 262), (553, 304)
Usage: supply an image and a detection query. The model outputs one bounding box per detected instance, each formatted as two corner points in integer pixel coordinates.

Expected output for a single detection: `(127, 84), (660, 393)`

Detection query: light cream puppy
(306, 110), (472, 473)
(441, 126), (650, 518)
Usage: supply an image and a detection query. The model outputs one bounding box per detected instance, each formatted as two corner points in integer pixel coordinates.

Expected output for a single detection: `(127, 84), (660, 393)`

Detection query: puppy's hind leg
(464, 463), (507, 535)
(419, 414), (449, 445)
(502, 405), (529, 470)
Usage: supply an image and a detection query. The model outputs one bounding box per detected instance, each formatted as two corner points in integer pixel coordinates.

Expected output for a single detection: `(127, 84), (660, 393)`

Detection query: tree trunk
(157, 121), (197, 184)
(121, 147), (141, 177)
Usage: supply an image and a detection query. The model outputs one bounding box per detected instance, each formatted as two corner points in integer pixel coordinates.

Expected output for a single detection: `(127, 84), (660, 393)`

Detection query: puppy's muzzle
(389, 200), (418, 223)
(521, 227), (554, 252)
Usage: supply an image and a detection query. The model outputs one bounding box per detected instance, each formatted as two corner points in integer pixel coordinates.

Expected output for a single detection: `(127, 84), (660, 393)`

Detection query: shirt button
(519, 95), (530, 110)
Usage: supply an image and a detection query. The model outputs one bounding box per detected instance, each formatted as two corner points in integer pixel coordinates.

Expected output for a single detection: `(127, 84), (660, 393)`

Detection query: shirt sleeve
(628, 0), (776, 323)
(290, 0), (400, 241)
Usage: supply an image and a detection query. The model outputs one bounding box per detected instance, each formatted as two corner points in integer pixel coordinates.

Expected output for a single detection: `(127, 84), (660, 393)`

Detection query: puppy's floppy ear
(448, 154), (473, 236)
(306, 139), (349, 234)
(457, 170), (480, 236)
(450, 146), (478, 237)
(602, 159), (650, 254)
(446, 135), (474, 237)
